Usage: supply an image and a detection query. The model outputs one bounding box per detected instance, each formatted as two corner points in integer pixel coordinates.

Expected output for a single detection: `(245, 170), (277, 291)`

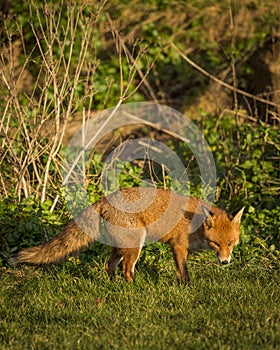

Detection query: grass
(0, 251), (279, 350)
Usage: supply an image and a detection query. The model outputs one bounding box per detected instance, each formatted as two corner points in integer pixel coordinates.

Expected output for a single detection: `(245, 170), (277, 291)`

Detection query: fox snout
(216, 252), (232, 265)
(219, 257), (230, 265)
(221, 260), (229, 265)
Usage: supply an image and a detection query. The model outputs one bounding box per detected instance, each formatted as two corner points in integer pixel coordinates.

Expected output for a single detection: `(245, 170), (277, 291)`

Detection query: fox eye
(210, 240), (220, 247)
(228, 241), (234, 247)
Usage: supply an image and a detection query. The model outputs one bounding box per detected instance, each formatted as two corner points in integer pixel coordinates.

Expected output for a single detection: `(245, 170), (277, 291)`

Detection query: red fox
(12, 187), (244, 283)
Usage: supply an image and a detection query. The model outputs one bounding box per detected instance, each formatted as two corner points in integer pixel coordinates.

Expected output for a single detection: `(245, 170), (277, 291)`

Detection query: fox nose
(221, 260), (229, 265)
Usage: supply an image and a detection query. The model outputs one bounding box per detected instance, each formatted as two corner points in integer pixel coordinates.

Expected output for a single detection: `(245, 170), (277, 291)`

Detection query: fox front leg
(171, 244), (190, 284)
(122, 247), (141, 282)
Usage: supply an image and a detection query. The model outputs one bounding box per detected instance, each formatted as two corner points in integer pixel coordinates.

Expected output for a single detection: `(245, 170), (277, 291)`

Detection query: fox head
(202, 206), (245, 264)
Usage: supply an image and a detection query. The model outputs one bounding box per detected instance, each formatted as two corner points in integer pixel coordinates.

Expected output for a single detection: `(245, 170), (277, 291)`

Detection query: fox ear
(202, 206), (214, 228)
(232, 206), (245, 225)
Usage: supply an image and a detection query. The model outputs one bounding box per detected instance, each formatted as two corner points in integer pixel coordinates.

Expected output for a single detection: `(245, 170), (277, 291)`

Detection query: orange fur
(12, 188), (244, 283)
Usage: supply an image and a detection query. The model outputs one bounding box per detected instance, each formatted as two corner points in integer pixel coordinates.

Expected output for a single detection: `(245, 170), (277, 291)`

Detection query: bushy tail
(11, 203), (101, 265)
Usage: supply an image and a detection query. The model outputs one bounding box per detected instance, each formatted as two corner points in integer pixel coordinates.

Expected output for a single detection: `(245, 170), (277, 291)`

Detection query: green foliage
(0, 113), (279, 265)
(0, 196), (67, 263)
(204, 115), (279, 255)
(201, 117), (279, 209)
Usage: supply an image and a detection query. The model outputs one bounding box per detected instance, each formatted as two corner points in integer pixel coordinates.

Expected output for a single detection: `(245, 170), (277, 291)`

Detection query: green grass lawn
(0, 252), (279, 350)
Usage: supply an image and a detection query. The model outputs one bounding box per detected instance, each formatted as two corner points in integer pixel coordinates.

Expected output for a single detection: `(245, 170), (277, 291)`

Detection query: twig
(171, 42), (280, 109)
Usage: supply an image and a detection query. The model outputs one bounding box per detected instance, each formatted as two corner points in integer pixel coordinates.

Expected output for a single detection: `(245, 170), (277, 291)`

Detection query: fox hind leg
(105, 247), (123, 280)
(105, 247), (141, 282)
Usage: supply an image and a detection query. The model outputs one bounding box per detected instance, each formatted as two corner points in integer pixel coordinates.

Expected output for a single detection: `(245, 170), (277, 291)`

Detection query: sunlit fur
(11, 188), (244, 283)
